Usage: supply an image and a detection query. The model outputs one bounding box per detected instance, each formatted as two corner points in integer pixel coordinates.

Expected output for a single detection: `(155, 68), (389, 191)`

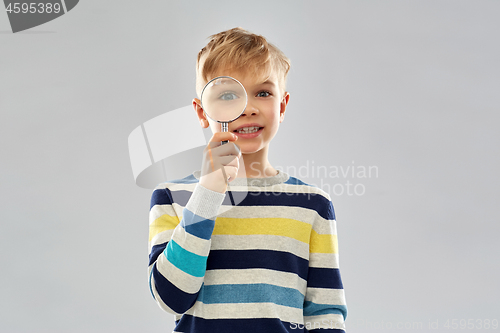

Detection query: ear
(279, 92), (290, 123)
(193, 98), (209, 128)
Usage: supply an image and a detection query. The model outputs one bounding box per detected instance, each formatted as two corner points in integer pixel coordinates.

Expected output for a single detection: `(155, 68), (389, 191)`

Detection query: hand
(199, 132), (241, 194)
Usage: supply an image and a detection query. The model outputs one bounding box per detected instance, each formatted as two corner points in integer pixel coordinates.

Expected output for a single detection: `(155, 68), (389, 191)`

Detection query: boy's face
(193, 69), (290, 155)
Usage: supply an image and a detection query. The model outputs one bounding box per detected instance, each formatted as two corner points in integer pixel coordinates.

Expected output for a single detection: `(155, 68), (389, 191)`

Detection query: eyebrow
(259, 80), (276, 87)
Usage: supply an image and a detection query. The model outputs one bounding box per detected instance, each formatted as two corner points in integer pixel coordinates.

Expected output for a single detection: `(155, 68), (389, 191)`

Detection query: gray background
(1, 1), (499, 332)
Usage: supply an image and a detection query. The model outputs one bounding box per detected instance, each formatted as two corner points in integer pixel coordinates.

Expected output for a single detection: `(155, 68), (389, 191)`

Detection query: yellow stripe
(149, 214), (337, 253)
(213, 217), (312, 244)
(149, 214), (179, 242)
(310, 229), (338, 254)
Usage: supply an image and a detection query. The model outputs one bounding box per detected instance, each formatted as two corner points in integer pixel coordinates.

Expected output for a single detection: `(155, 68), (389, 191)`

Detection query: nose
(241, 98), (259, 117)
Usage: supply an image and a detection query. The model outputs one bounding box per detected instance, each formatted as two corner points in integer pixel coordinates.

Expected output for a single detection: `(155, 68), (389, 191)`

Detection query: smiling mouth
(233, 127), (264, 134)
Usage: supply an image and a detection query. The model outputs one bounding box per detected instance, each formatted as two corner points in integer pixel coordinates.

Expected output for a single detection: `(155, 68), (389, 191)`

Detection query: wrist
(199, 178), (227, 194)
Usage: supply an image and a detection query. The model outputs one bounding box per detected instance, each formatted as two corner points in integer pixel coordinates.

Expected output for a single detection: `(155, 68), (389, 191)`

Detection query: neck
(236, 145), (277, 178)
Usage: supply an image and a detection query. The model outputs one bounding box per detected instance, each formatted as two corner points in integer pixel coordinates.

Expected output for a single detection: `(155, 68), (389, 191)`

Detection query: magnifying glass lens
(201, 76), (247, 123)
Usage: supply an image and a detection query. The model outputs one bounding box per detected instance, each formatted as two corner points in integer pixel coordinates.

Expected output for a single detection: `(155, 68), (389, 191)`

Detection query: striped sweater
(148, 169), (347, 333)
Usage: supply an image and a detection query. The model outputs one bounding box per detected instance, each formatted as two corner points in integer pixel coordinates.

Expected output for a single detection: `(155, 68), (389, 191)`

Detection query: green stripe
(164, 239), (207, 277)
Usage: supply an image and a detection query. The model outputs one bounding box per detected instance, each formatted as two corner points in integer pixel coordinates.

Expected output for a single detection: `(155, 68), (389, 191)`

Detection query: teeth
(237, 126), (260, 133)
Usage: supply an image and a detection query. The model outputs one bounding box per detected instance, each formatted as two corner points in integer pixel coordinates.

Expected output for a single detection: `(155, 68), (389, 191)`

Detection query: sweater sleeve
(304, 198), (348, 332)
(148, 182), (226, 315)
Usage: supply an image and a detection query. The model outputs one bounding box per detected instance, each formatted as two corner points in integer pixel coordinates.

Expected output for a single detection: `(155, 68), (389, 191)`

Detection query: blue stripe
(148, 265), (155, 300)
(164, 239), (208, 277)
(151, 263), (200, 314)
(149, 242), (167, 266)
(307, 267), (344, 289)
(207, 249), (309, 280)
(175, 314), (309, 333)
(180, 208), (215, 240)
(303, 300), (348, 320)
(154, 188), (335, 220)
(284, 176), (312, 186)
(150, 175), (335, 220)
(150, 188), (172, 210)
(197, 283), (304, 308)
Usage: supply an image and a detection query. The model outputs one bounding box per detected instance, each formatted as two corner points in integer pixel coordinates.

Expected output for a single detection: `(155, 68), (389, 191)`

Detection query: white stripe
(218, 204), (316, 224)
(184, 301), (304, 323)
(149, 204), (178, 224)
(312, 217), (338, 235)
(303, 313), (345, 330)
(205, 268), (307, 293)
(309, 252), (340, 269)
(304, 287), (346, 305)
(211, 234), (309, 260)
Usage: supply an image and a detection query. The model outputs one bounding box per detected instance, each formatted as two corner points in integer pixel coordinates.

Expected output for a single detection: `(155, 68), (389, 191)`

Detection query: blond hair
(196, 27), (291, 98)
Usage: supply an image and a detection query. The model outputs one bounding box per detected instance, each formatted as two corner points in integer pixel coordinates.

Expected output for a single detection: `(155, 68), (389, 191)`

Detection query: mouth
(233, 126), (264, 134)
(233, 126), (264, 138)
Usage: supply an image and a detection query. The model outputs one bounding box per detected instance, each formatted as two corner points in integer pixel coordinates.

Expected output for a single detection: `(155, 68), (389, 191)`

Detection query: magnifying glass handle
(221, 122), (228, 145)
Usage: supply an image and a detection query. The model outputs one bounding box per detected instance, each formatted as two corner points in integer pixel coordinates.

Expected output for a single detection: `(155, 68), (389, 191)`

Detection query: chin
(240, 144), (266, 154)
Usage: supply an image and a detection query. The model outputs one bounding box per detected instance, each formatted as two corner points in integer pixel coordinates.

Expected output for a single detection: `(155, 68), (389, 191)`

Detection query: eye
(219, 91), (239, 101)
(257, 91), (271, 97)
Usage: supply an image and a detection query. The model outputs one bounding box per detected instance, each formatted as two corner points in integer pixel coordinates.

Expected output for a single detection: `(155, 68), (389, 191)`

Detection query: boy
(148, 27), (347, 332)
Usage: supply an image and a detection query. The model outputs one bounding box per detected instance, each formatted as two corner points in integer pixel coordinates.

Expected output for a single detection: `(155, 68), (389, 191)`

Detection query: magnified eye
(219, 91), (239, 101)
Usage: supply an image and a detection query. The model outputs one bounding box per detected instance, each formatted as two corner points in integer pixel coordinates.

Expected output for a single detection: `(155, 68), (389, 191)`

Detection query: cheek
(208, 120), (219, 132)
(273, 102), (283, 121)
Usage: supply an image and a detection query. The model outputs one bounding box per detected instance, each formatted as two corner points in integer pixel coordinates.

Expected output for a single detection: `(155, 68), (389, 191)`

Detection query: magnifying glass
(200, 76), (248, 145)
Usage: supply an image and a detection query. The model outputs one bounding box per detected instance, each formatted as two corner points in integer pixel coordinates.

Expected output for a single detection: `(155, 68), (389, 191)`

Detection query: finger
(224, 165), (238, 182)
(220, 165), (229, 183)
(207, 141), (241, 157)
(218, 155), (239, 166)
(208, 132), (238, 145)
(206, 144), (215, 172)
